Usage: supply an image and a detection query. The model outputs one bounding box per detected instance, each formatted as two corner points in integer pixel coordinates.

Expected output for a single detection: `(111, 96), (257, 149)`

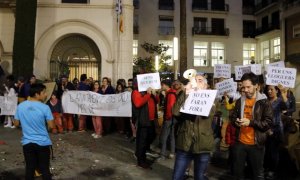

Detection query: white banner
(62, 91), (132, 117)
(215, 78), (237, 97)
(250, 64), (262, 75)
(214, 64), (231, 78)
(0, 96), (18, 115)
(180, 90), (217, 117)
(266, 67), (297, 88)
(137, 73), (161, 92)
(235, 65), (252, 80)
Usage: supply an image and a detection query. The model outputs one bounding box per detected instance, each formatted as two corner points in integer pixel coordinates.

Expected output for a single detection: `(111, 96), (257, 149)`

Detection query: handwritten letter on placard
(137, 73), (161, 92)
(266, 67), (297, 88)
(214, 64), (231, 78)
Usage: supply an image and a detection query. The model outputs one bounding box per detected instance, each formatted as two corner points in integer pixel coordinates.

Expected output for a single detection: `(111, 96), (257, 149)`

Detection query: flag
(116, 0), (123, 33)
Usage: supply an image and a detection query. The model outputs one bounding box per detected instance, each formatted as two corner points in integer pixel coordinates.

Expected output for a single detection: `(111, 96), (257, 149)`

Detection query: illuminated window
(133, 40), (138, 58)
(193, 41), (208, 67)
(243, 43), (256, 65)
(261, 40), (270, 65)
(272, 37), (280, 60)
(211, 42), (225, 66)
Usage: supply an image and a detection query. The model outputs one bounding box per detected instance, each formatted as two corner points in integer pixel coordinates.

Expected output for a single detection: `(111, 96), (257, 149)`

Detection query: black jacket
(231, 92), (273, 146)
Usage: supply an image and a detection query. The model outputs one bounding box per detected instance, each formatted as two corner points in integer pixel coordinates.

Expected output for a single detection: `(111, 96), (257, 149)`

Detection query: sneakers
(146, 150), (159, 158)
(93, 135), (102, 139)
(168, 153), (175, 159)
(10, 126), (16, 129)
(91, 133), (96, 137)
(4, 124), (12, 128)
(156, 156), (166, 161)
(77, 130), (86, 133)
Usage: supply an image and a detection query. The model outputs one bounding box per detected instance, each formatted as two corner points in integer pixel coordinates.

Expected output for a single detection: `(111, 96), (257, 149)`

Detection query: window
(158, 16), (174, 35)
(243, 43), (256, 65)
(261, 41), (270, 65)
(159, 40), (173, 65)
(193, 42), (208, 66)
(62, 0), (88, 3)
(133, 40), (138, 58)
(243, 20), (256, 38)
(272, 37), (280, 60)
(194, 17), (207, 34)
(134, 15), (139, 34)
(159, 0), (174, 10)
(211, 42), (225, 66)
(192, 0), (208, 10)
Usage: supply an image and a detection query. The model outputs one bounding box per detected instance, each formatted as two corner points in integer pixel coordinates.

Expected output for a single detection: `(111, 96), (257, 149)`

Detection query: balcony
(159, 2), (174, 10)
(255, 23), (280, 36)
(133, 0), (139, 9)
(255, 0), (278, 12)
(192, 27), (229, 36)
(158, 26), (175, 35)
(243, 29), (256, 38)
(133, 26), (139, 34)
(242, 6), (255, 15)
(192, 3), (229, 12)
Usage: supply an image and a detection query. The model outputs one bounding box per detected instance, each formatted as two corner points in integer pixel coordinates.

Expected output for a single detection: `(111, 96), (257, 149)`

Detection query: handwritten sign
(137, 73), (161, 92)
(214, 64), (231, 78)
(266, 61), (285, 72)
(266, 67), (297, 88)
(250, 64), (262, 75)
(180, 90), (217, 117)
(62, 91), (132, 117)
(235, 65), (252, 80)
(0, 96), (18, 115)
(215, 78), (237, 97)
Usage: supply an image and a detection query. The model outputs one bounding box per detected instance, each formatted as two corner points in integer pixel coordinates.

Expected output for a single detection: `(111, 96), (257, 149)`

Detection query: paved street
(0, 125), (234, 180)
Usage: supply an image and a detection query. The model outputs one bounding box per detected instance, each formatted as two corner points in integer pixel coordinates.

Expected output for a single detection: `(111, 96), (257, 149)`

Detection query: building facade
(0, 0), (134, 82)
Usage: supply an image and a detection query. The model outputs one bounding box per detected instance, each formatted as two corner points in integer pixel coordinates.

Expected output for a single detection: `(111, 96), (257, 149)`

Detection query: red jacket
(225, 122), (237, 146)
(164, 88), (177, 121)
(132, 90), (156, 121)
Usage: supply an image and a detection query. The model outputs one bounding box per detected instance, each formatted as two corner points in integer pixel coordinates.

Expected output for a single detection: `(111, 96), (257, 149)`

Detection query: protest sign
(215, 78), (237, 97)
(214, 64), (231, 78)
(250, 64), (262, 75)
(0, 96), (18, 115)
(62, 91), (132, 117)
(44, 82), (56, 103)
(266, 61), (285, 72)
(137, 73), (161, 92)
(180, 90), (217, 117)
(235, 65), (252, 80)
(266, 67), (297, 88)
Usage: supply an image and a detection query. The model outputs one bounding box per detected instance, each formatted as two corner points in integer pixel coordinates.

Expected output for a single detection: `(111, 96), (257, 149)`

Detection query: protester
(172, 72), (216, 180)
(132, 78), (157, 169)
(14, 83), (54, 180)
(231, 72), (273, 180)
(91, 81), (103, 139)
(72, 77), (79, 89)
(57, 75), (76, 132)
(158, 79), (177, 161)
(115, 83), (126, 134)
(77, 74), (91, 132)
(3, 75), (17, 128)
(47, 91), (64, 134)
(24, 75), (37, 99)
(16, 76), (26, 103)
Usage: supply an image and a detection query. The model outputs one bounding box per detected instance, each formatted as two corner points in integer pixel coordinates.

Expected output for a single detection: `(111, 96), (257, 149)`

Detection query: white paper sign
(214, 64), (231, 78)
(266, 61), (285, 70)
(250, 64), (262, 75)
(137, 73), (161, 92)
(62, 91), (132, 117)
(0, 96), (18, 115)
(180, 90), (217, 117)
(215, 78), (237, 96)
(235, 66), (252, 80)
(266, 67), (297, 88)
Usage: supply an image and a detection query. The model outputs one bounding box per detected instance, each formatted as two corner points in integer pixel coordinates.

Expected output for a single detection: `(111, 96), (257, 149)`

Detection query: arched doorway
(50, 34), (101, 81)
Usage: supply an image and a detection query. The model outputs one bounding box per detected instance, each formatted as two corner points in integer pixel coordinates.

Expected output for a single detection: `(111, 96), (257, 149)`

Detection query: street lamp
(173, 37), (178, 79)
(155, 55), (159, 72)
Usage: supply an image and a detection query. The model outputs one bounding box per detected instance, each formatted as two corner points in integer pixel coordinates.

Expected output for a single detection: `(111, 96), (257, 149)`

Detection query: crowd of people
(0, 70), (299, 180)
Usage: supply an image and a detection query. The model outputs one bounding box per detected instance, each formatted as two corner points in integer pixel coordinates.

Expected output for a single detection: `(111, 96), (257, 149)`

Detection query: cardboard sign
(235, 66), (252, 80)
(137, 73), (161, 92)
(266, 67), (297, 88)
(0, 96), (18, 115)
(62, 91), (132, 117)
(214, 64), (231, 78)
(180, 90), (217, 117)
(215, 78), (237, 97)
(250, 64), (262, 75)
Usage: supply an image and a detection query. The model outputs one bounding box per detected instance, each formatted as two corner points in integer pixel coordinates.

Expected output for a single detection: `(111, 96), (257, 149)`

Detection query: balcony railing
(255, 0), (278, 12)
(192, 3), (229, 12)
(255, 23), (280, 36)
(159, 2), (174, 10)
(243, 29), (256, 38)
(242, 6), (255, 15)
(133, 0), (139, 9)
(192, 27), (229, 36)
(158, 26), (175, 35)
(133, 26), (139, 34)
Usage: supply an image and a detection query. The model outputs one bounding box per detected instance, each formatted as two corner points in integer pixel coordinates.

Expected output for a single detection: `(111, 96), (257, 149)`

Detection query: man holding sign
(172, 72), (216, 180)
(231, 72), (273, 180)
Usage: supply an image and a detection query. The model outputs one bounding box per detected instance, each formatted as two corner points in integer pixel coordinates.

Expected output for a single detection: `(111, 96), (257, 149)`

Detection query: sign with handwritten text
(235, 65), (252, 80)
(215, 78), (237, 97)
(180, 90), (217, 117)
(266, 67), (297, 88)
(214, 64), (231, 78)
(250, 64), (262, 75)
(137, 73), (161, 92)
(265, 61), (285, 72)
(62, 91), (132, 117)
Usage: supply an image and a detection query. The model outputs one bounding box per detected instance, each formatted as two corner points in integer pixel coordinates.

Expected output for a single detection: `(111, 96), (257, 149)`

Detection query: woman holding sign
(91, 81), (103, 139)
(172, 72), (216, 180)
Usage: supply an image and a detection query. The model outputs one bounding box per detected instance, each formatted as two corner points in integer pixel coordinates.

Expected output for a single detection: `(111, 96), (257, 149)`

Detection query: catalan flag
(116, 0), (123, 33)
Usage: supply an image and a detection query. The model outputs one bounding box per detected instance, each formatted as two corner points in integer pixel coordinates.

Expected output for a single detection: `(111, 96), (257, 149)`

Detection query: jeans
(23, 143), (52, 180)
(160, 120), (175, 156)
(233, 142), (265, 180)
(173, 150), (210, 180)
